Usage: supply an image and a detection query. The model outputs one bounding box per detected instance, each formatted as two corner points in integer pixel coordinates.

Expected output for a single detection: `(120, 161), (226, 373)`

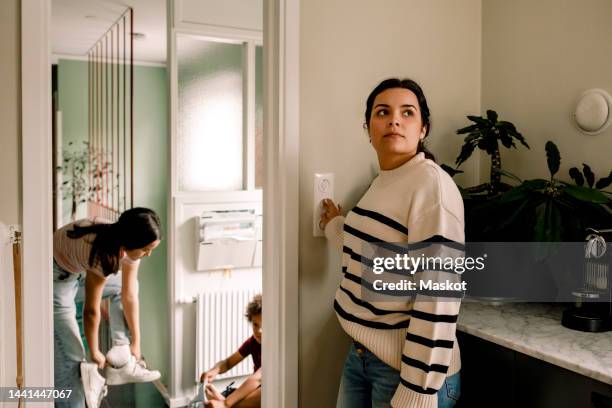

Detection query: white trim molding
(21, 0), (54, 398)
(262, 0), (300, 406)
(51, 53), (167, 67)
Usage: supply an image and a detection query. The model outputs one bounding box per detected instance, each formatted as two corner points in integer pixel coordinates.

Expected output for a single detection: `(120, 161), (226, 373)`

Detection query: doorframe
(20, 0), (299, 406)
(262, 0), (300, 406)
(21, 0), (54, 400)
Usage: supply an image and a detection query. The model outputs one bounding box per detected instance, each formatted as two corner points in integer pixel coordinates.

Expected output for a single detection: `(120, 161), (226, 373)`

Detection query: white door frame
(20, 0), (299, 407)
(21, 0), (54, 402)
(262, 0), (299, 406)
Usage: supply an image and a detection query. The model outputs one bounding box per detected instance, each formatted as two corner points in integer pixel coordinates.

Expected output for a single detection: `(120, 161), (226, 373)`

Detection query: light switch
(314, 173), (334, 237)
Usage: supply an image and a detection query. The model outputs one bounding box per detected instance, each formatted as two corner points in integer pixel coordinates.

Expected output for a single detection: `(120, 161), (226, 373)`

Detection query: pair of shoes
(106, 355), (161, 385)
(80, 362), (108, 408)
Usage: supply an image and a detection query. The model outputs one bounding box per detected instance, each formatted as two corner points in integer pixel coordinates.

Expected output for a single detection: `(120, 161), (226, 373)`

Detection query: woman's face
(124, 239), (161, 260)
(368, 88), (426, 166)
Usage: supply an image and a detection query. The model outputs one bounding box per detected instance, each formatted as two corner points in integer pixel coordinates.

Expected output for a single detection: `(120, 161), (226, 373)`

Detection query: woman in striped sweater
(321, 78), (465, 408)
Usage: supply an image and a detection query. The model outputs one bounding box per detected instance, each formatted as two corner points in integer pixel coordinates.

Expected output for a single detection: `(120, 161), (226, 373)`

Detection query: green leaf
(595, 171), (612, 190)
(545, 141), (560, 178)
(482, 135), (499, 155)
(498, 130), (514, 148)
(467, 115), (488, 125)
(533, 200), (562, 256)
(582, 164), (595, 188)
(514, 133), (530, 149)
(497, 184), (531, 203)
(455, 141), (477, 166)
(486, 110), (498, 123)
(497, 121), (517, 131)
(568, 167), (584, 186)
(440, 164), (464, 177)
(456, 124), (480, 135)
(564, 185), (610, 204)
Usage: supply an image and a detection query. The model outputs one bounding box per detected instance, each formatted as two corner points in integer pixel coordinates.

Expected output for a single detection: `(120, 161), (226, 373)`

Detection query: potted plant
(57, 141), (110, 221)
(473, 141), (612, 244)
(443, 110), (530, 196)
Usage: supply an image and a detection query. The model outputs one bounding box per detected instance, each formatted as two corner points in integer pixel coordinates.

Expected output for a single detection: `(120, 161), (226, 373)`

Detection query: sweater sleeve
(391, 203), (465, 408)
(324, 215), (345, 251)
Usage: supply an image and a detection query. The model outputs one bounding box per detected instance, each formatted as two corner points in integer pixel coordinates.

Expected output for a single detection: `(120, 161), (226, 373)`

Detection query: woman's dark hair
(245, 294), (262, 322)
(364, 78), (436, 162)
(67, 207), (162, 276)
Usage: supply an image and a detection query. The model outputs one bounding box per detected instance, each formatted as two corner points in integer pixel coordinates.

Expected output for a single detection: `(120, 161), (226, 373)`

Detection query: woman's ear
(420, 125), (427, 139)
(363, 123), (372, 143)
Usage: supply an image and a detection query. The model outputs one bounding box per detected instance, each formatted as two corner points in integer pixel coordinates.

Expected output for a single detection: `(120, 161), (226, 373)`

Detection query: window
(177, 36), (262, 192)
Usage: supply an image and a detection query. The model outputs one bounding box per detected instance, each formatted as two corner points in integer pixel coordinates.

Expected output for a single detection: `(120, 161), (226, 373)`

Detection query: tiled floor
(98, 376), (248, 407)
(102, 382), (167, 408)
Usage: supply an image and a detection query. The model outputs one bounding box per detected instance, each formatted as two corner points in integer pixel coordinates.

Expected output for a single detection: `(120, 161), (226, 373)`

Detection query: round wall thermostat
(573, 88), (612, 135)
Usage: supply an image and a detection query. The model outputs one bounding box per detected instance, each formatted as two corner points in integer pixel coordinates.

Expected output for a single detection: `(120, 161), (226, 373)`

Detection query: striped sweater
(325, 152), (465, 408)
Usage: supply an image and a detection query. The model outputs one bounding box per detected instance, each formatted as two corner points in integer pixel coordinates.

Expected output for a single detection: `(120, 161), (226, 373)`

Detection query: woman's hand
(91, 349), (107, 369)
(320, 199), (342, 230)
(200, 366), (220, 383)
(130, 343), (142, 361)
(205, 383), (225, 402)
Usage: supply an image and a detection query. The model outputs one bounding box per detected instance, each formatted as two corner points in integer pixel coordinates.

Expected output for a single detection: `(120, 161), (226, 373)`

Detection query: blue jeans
(336, 343), (461, 408)
(53, 261), (130, 407)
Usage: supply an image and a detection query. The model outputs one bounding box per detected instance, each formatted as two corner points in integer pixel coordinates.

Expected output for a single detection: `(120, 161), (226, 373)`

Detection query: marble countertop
(457, 301), (612, 385)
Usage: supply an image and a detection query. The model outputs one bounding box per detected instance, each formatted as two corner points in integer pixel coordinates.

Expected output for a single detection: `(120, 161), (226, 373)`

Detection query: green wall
(57, 59), (169, 385)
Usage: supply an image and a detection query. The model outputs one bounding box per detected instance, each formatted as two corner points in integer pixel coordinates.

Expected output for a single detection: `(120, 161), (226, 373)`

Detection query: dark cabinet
(457, 331), (612, 408)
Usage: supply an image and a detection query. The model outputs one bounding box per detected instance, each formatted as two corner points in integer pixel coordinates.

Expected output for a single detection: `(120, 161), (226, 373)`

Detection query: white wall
(0, 0), (21, 225)
(176, 0), (262, 31)
(0, 0), (20, 397)
(298, 0), (482, 406)
(482, 0), (612, 183)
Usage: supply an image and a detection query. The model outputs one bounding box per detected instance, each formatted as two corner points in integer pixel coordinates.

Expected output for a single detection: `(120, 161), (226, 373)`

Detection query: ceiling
(52, 0), (167, 64)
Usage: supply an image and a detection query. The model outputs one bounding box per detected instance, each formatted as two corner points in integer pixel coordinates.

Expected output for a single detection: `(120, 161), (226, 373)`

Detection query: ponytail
(67, 222), (121, 276)
(68, 208), (162, 276)
(417, 139), (436, 163)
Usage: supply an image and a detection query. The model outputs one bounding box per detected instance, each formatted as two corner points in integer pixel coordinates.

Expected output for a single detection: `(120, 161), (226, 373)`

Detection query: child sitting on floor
(200, 294), (262, 408)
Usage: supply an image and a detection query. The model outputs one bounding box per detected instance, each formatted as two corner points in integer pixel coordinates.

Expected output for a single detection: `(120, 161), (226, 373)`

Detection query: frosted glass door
(177, 37), (244, 191)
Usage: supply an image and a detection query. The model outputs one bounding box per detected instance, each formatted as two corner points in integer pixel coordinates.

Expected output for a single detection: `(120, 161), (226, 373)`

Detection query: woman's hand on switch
(320, 199), (342, 230)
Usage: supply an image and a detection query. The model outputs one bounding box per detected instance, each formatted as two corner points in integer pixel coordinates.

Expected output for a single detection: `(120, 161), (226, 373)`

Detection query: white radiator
(195, 288), (261, 382)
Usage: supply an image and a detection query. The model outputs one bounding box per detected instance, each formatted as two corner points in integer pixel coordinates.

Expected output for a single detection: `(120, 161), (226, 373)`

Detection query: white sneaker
(105, 355), (161, 385)
(80, 362), (108, 408)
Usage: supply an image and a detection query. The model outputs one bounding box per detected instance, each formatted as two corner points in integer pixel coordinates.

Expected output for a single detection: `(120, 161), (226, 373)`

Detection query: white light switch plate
(314, 173), (334, 237)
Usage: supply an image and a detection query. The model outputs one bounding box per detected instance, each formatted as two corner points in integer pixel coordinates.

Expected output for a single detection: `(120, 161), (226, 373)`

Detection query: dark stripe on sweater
(400, 378), (439, 395)
(409, 309), (458, 323)
(402, 355), (449, 374)
(405, 332), (454, 349)
(334, 300), (411, 329)
(339, 272), (459, 321)
(410, 235), (466, 251)
(351, 206), (408, 235)
(343, 225), (407, 253)
(338, 285), (411, 316)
